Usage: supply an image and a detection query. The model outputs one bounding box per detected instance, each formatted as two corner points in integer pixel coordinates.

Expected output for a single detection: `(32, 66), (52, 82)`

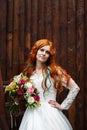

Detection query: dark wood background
(0, 0), (87, 130)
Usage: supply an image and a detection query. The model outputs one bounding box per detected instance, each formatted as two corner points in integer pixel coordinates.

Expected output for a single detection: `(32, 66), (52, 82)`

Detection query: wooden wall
(0, 0), (87, 130)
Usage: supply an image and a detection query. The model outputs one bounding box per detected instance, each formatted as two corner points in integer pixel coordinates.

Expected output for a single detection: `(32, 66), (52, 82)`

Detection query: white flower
(28, 97), (35, 104)
(24, 82), (33, 88)
(14, 74), (21, 83)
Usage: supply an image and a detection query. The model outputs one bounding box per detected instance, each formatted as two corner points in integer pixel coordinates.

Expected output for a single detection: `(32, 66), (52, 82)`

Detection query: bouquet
(5, 73), (41, 115)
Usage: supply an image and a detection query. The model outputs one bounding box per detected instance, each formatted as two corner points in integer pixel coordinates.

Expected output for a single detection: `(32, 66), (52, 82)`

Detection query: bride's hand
(48, 100), (63, 110)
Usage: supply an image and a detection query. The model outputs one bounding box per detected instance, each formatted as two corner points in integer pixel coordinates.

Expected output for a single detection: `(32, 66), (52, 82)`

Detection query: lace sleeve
(60, 78), (80, 110)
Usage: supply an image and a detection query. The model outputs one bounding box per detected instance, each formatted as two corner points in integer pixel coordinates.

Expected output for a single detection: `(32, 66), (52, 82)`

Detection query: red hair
(23, 39), (70, 93)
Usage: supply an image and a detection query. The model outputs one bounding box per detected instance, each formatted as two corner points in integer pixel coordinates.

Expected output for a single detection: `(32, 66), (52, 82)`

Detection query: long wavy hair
(23, 39), (70, 93)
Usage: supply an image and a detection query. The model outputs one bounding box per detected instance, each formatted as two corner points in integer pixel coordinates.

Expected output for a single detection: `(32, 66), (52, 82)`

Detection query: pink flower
(19, 79), (26, 84)
(34, 95), (40, 101)
(27, 87), (35, 95)
(9, 82), (16, 89)
(17, 88), (24, 95)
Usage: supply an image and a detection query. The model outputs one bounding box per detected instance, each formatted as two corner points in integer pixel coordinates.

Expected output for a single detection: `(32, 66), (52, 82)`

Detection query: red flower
(34, 88), (37, 92)
(17, 88), (24, 95)
(34, 95), (40, 101)
(19, 79), (26, 84)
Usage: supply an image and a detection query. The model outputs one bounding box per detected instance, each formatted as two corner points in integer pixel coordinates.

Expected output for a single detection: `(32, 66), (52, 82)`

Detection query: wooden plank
(18, 0), (25, 71)
(12, 0), (20, 75)
(84, 0), (87, 129)
(76, 0), (85, 130)
(38, 0), (45, 39)
(51, 0), (60, 63)
(67, 1), (76, 129)
(0, 69), (9, 130)
(25, 0), (31, 60)
(31, 0), (38, 44)
(67, 0), (76, 77)
(6, 0), (13, 80)
(59, 0), (68, 69)
(57, 7), (70, 123)
(44, 0), (52, 40)
(0, 0), (7, 80)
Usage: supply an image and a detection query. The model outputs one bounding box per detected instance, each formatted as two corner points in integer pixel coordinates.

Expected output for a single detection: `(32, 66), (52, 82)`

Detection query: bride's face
(36, 45), (50, 64)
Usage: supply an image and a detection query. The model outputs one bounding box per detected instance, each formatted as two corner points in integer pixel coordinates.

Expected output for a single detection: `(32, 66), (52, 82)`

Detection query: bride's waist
(40, 98), (56, 102)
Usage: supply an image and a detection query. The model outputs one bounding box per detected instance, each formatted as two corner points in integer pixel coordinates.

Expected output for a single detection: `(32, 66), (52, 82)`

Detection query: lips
(40, 56), (46, 59)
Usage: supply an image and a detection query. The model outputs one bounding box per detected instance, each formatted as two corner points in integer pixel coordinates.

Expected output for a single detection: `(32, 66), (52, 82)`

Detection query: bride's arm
(48, 78), (80, 110)
(60, 78), (80, 110)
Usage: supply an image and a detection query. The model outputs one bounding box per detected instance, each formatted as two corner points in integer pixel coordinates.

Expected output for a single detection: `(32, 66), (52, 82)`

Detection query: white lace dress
(19, 72), (80, 130)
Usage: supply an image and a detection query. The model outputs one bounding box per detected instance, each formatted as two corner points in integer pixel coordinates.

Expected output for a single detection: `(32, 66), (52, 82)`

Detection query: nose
(42, 51), (46, 55)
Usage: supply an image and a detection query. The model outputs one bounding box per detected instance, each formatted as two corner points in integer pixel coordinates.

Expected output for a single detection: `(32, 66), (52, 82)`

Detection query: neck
(36, 61), (45, 70)
(35, 63), (47, 76)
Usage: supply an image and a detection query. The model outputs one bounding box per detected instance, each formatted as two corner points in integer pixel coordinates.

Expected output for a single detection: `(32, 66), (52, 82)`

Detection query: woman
(19, 39), (80, 130)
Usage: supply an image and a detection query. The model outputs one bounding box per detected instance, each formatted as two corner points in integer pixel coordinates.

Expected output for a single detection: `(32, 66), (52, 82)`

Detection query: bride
(19, 39), (80, 130)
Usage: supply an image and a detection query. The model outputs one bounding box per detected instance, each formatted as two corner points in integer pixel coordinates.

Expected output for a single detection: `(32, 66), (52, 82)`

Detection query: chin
(39, 59), (47, 63)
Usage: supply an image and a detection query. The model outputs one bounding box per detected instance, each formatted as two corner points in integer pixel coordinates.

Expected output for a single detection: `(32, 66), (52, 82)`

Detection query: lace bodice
(30, 72), (80, 110)
(30, 72), (57, 102)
